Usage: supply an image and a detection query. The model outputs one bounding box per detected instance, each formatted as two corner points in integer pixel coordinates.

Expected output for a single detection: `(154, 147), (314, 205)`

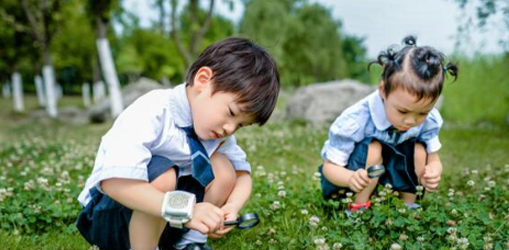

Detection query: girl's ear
(379, 81), (386, 100)
(193, 66), (213, 92)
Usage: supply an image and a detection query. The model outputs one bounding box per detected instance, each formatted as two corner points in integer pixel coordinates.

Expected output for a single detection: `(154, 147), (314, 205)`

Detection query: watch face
(169, 192), (192, 209)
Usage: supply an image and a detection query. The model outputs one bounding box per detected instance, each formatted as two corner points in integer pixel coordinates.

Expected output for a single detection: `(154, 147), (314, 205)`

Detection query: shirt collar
(368, 90), (392, 131)
(170, 83), (193, 128)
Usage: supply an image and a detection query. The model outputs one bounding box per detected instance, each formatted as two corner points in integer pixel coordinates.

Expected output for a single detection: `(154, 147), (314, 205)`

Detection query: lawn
(0, 93), (508, 249)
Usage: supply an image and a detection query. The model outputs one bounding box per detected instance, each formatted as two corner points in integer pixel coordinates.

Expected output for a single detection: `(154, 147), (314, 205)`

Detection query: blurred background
(0, 0), (508, 124)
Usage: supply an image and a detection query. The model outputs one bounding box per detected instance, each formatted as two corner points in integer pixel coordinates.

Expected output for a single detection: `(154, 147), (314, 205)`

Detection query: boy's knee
(151, 167), (177, 193)
(207, 153), (236, 192)
(366, 140), (383, 167)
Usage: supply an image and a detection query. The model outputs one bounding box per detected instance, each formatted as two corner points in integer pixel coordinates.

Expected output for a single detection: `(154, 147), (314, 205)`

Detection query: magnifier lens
(367, 165), (385, 178)
(238, 217), (259, 229)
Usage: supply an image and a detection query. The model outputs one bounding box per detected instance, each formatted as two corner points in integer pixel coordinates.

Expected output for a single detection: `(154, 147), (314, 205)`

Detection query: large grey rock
(89, 77), (164, 123)
(286, 80), (376, 125)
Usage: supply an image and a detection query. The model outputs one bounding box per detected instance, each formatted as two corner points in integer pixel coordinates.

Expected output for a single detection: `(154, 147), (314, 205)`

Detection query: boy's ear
(193, 66), (213, 91)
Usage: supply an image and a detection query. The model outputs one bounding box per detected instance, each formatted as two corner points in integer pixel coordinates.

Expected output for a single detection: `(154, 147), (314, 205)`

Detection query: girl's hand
(421, 163), (442, 192)
(184, 202), (224, 234)
(348, 169), (371, 193)
(207, 203), (239, 239)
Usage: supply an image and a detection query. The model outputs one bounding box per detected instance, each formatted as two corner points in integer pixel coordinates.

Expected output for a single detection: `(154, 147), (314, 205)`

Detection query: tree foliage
(455, 0), (509, 52)
(240, 0), (367, 86)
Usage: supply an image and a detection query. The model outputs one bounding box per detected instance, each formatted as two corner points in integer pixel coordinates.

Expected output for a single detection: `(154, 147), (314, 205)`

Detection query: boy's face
(380, 85), (437, 132)
(188, 67), (256, 140)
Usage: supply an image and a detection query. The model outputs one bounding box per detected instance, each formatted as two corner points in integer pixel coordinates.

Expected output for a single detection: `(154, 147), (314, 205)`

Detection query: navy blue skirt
(319, 137), (424, 199)
(76, 156), (205, 250)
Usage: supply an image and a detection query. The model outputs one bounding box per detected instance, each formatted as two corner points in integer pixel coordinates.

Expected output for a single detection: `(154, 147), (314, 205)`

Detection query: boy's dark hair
(368, 35), (459, 101)
(186, 37), (280, 126)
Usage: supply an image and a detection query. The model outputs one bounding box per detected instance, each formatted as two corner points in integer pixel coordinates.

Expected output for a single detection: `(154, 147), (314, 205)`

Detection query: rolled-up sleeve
(217, 135), (251, 173)
(321, 116), (361, 167)
(418, 109), (443, 153)
(96, 91), (167, 190)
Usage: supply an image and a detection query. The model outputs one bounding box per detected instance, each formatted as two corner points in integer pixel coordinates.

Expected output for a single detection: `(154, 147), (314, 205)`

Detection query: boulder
(89, 77), (164, 123)
(286, 80), (376, 125)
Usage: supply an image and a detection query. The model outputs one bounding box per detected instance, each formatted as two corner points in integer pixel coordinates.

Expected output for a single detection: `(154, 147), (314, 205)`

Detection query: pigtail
(411, 47), (445, 80)
(443, 62), (459, 82)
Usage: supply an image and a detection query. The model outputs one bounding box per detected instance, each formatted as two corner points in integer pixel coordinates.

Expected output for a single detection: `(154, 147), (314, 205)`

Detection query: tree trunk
(34, 75), (46, 107)
(42, 49), (58, 118)
(95, 16), (123, 118)
(82, 82), (91, 108)
(12, 71), (24, 112)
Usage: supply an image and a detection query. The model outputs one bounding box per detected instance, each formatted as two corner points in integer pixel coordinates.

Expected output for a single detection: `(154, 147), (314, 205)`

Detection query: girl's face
(380, 84), (437, 132)
(188, 67), (255, 140)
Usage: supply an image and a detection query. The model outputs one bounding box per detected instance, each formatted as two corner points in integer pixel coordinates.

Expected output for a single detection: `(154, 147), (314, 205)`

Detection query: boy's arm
(101, 178), (225, 233)
(209, 171), (251, 238)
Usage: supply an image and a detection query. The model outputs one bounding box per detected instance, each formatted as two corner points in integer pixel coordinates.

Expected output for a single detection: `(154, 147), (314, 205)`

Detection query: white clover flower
(467, 180), (475, 187)
(255, 193), (262, 198)
(268, 239), (277, 244)
(385, 183), (393, 190)
(278, 190), (286, 198)
(447, 227), (457, 235)
(309, 215), (320, 227)
(487, 180), (496, 187)
(270, 201), (280, 211)
(313, 172), (322, 181)
(321, 226), (328, 231)
(346, 192), (353, 197)
(471, 169), (479, 175)
(457, 237), (469, 249)
(314, 237), (326, 245)
(416, 185), (424, 191)
(390, 243), (402, 250)
(301, 209), (309, 215)
(451, 209), (458, 215)
(280, 171), (287, 177)
(417, 236), (425, 242)
(398, 208), (406, 214)
(332, 243), (343, 250)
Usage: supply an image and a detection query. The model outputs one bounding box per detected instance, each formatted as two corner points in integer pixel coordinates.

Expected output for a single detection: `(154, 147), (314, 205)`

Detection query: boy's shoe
(182, 243), (213, 250)
(345, 200), (371, 217)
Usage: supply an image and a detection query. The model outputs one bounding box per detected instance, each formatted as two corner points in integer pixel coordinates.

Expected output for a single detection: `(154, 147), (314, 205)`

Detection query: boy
(77, 37), (280, 250)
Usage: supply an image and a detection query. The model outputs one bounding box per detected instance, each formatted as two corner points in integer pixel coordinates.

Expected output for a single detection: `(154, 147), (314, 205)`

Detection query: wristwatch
(161, 191), (196, 228)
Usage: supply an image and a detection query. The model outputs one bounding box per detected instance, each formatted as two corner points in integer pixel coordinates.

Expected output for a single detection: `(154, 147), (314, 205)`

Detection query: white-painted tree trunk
(93, 81), (106, 103)
(34, 75), (46, 107)
(12, 72), (24, 112)
(43, 65), (58, 118)
(82, 83), (91, 108)
(97, 38), (123, 117)
(55, 83), (63, 99)
(2, 82), (11, 98)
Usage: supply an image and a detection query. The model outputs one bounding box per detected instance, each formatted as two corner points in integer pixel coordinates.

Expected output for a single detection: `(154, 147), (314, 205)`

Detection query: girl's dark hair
(186, 37), (280, 126)
(368, 35), (458, 101)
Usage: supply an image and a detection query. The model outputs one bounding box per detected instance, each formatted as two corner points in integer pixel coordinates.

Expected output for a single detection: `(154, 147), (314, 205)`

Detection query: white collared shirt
(321, 90), (443, 167)
(78, 83), (250, 206)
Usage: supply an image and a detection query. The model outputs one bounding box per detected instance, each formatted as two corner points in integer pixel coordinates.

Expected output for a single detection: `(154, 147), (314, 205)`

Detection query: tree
(87, 0), (124, 117)
(19, 0), (63, 117)
(170, 0), (216, 69)
(455, 0), (509, 52)
(240, 0), (368, 86)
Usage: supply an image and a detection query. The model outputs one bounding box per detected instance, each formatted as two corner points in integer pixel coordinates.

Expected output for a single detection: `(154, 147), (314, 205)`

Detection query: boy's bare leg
(400, 143), (426, 204)
(130, 167), (178, 250)
(354, 140), (383, 204)
(204, 152), (237, 206)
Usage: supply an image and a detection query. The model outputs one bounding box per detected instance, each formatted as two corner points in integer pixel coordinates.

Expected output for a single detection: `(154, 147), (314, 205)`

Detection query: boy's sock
(404, 202), (421, 210)
(174, 230), (208, 250)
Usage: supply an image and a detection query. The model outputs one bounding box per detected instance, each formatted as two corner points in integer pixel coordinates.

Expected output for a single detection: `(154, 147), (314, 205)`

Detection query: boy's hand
(421, 162), (442, 192)
(184, 202), (224, 234)
(348, 169), (371, 193)
(208, 203), (239, 239)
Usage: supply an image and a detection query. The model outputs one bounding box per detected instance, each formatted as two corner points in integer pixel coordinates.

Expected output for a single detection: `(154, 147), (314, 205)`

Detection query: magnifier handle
(224, 220), (238, 226)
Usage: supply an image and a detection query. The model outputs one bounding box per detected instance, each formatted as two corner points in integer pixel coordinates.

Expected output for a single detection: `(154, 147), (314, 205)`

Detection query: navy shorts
(76, 156), (205, 250)
(319, 137), (425, 199)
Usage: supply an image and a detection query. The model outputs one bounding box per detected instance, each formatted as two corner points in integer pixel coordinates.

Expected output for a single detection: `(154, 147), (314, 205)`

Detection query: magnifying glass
(224, 213), (260, 229)
(367, 164), (385, 178)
